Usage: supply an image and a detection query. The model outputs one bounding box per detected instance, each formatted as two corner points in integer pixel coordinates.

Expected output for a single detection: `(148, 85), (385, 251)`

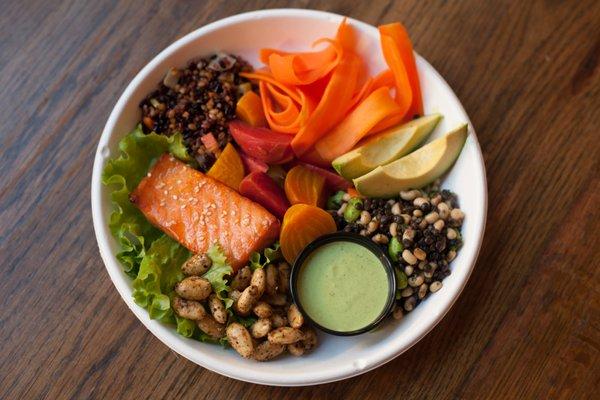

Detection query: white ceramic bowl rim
(91, 8), (487, 386)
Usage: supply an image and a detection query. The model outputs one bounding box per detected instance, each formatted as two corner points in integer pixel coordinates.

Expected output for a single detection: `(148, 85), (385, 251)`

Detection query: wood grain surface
(1, 0), (599, 398)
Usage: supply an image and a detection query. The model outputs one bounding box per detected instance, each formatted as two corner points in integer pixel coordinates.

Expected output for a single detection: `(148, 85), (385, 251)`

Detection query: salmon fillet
(130, 154), (280, 270)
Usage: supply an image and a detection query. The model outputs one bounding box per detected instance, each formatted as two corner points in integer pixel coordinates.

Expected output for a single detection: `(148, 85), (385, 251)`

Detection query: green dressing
(296, 241), (389, 332)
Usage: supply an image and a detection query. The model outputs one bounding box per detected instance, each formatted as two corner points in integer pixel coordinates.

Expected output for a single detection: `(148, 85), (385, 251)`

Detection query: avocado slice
(332, 114), (442, 180)
(353, 123), (468, 198)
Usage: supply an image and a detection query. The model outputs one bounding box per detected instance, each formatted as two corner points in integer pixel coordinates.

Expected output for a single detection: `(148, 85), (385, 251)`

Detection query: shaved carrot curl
(314, 86), (403, 162)
(238, 18), (423, 161)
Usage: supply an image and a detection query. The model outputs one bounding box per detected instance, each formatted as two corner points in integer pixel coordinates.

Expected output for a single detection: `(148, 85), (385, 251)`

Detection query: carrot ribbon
(240, 19), (424, 161)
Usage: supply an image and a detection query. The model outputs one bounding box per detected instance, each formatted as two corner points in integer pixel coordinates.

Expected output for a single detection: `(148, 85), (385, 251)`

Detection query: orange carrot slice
(314, 86), (403, 162)
(236, 91), (267, 127)
(262, 39), (342, 86)
(206, 143), (245, 190)
(284, 165), (327, 207)
(379, 22), (423, 118)
(291, 51), (361, 155)
(280, 204), (337, 263)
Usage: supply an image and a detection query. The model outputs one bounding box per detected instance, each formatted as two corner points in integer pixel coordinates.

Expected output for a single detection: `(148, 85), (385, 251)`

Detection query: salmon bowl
(91, 9), (487, 386)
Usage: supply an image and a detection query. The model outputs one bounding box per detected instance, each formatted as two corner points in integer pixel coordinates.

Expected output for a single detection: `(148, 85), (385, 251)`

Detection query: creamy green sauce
(297, 241), (389, 332)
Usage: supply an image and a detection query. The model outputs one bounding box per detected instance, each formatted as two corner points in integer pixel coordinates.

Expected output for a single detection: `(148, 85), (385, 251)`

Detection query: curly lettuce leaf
(102, 125), (192, 276)
(249, 241), (281, 270)
(205, 245), (234, 308)
(132, 235), (190, 322)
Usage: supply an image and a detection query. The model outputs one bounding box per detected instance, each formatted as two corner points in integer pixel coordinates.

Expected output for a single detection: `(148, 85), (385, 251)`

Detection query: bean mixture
(140, 53), (253, 170)
(327, 181), (464, 319)
(173, 254), (318, 361)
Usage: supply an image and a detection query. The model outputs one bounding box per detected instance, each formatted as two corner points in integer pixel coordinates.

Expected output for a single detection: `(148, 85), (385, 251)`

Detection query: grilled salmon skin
(130, 154), (280, 270)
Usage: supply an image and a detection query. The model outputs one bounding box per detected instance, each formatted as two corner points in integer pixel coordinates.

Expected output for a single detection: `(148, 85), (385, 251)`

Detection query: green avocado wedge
(353, 123), (468, 198)
(332, 114), (442, 180)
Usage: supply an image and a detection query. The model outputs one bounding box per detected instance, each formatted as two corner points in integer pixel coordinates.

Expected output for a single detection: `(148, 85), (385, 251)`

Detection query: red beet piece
(229, 120), (294, 164)
(239, 172), (290, 219)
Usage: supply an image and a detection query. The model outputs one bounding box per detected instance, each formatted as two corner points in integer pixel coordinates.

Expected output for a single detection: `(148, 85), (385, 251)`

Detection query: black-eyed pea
(250, 318), (272, 338)
(175, 276), (212, 301)
(263, 293), (287, 306)
(172, 296), (206, 320)
(208, 294), (227, 324)
(277, 262), (290, 294)
(234, 285), (259, 316)
(231, 266), (252, 291)
(226, 323), (254, 358)
(287, 342), (305, 357)
(197, 315), (225, 339)
(250, 268), (266, 297)
(253, 301), (273, 318)
(287, 304), (304, 329)
(267, 327), (304, 345)
(265, 264), (279, 296)
(270, 313), (288, 328)
(253, 341), (285, 361)
(181, 253), (212, 276)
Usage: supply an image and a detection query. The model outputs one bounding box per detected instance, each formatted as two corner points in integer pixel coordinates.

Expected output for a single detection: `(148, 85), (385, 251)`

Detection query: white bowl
(91, 9), (487, 386)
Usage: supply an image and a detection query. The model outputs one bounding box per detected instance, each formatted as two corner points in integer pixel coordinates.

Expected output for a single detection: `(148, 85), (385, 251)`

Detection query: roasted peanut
(278, 262), (290, 293)
(250, 268), (266, 297)
(265, 264), (279, 296)
(226, 323), (254, 358)
(253, 301), (273, 319)
(253, 341), (285, 361)
(208, 294), (227, 324)
(234, 285), (259, 316)
(287, 304), (304, 329)
(267, 327), (304, 345)
(196, 315), (225, 339)
(250, 318), (272, 338)
(172, 296), (206, 320)
(230, 289), (242, 302)
(263, 293), (287, 306)
(175, 276), (212, 301)
(287, 342), (305, 357)
(231, 266), (252, 291)
(270, 313), (288, 328)
(181, 253), (212, 276)
(299, 326), (318, 351)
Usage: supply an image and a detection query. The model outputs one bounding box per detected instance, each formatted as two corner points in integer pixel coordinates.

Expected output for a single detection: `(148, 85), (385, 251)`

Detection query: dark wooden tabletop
(1, 0), (599, 398)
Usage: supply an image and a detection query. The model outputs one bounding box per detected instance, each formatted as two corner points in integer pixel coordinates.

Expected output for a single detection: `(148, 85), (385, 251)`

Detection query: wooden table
(1, 0), (598, 398)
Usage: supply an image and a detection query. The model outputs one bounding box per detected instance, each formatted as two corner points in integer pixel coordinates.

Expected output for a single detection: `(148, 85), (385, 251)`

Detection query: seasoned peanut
(299, 326), (318, 351)
(250, 268), (266, 297)
(181, 253), (212, 276)
(230, 289), (242, 302)
(208, 294), (227, 324)
(234, 285), (259, 316)
(250, 318), (272, 338)
(263, 293), (287, 306)
(253, 341), (285, 361)
(287, 304), (304, 329)
(226, 323), (254, 358)
(270, 313), (288, 328)
(231, 266), (252, 291)
(175, 276), (212, 301)
(278, 262), (290, 293)
(196, 315), (225, 339)
(253, 301), (273, 319)
(287, 342), (305, 356)
(172, 296), (206, 320)
(267, 327), (304, 345)
(265, 264), (279, 296)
